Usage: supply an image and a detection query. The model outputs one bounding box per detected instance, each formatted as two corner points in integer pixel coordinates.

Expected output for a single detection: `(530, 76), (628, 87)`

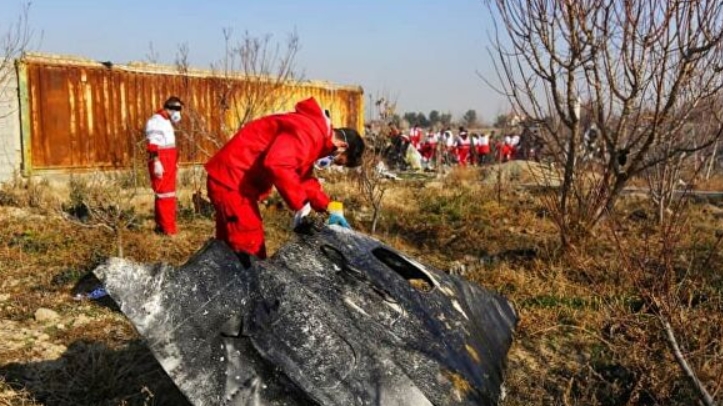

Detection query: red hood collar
(294, 97), (332, 137)
(156, 109), (171, 119)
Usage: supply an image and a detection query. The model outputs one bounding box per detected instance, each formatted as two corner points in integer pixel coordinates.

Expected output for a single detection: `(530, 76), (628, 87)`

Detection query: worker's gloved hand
(153, 159), (164, 179)
(327, 201), (351, 229)
(292, 202), (312, 231)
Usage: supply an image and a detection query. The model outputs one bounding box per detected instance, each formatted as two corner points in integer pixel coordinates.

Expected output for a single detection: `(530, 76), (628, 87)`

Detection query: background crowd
(366, 123), (545, 171)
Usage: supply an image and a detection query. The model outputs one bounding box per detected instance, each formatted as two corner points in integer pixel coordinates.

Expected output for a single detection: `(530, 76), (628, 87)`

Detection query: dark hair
(163, 96), (184, 110)
(334, 128), (365, 167)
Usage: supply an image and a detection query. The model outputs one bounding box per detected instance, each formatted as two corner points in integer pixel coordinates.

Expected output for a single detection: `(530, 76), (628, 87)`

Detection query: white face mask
(315, 155), (335, 169)
(170, 111), (182, 124)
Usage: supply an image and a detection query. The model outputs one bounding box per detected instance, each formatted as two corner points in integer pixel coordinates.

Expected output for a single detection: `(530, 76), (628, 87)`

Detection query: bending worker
(204, 97), (365, 262)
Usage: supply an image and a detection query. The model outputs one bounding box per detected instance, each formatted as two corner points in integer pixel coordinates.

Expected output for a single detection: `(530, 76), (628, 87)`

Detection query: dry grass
(0, 376), (40, 406)
(0, 166), (722, 405)
(0, 174), (57, 212)
(696, 173), (723, 191)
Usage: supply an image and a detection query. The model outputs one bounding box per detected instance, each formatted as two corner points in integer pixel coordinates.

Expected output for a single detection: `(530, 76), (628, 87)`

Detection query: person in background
(470, 133), (480, 164)
(510, 133), (521, 159)
(420, 130), (438, 164)
(204, 97), (365, 264)
(409, 124), (423, 151)
(443, 127), (455, 165)
(477, 132), (491, 165)
(145, 96), (184, 235)
(455, 129), (471, 167)
(501, 134), (514, 162)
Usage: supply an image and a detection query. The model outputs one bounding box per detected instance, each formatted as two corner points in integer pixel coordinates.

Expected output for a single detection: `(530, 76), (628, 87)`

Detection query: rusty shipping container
(16, 53), (364, 173)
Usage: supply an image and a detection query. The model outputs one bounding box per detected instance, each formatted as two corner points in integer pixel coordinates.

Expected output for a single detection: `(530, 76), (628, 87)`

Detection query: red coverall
(409, 127), (422, 150)
(501, 144), (513, 162)
(477, 142), (491, 157)
(145, 110), (178, 235)
(421, 133), (439, 161)
(204, 98), (335, 258)
(455, 136), (472, 167)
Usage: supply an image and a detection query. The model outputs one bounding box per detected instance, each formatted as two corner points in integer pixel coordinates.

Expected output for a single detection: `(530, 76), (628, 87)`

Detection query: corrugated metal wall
(18, 54), (364, 172)
(0, 65), (21, 180)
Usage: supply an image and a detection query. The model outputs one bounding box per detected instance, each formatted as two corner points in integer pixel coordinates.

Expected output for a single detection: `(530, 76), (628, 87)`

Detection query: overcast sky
(1, 0), (510, 123)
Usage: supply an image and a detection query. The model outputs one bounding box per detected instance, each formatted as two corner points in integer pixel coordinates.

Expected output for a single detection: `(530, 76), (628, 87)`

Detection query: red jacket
(205, 98), (335, 212)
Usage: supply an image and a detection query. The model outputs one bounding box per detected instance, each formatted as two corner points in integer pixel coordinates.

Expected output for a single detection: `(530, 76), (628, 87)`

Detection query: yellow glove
(327, 201), (350, 228)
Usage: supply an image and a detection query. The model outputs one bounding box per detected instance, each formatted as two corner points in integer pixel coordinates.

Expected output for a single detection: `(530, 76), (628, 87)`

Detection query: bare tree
(644, 146), (689, 224)
(174, 41), (223, 160)
(173, 42), (214, 195)
(169, 30), (302, 209)
(174, 29), (302, 150)
(357, 145), (388, 235)
(486, 0), (723, 247)
(643, 99), (723, 223)
(0, 1), (32, 117)
(356, 113), (397, 234)
(212, 28), (302, 132)
(145, 41), (160, 64)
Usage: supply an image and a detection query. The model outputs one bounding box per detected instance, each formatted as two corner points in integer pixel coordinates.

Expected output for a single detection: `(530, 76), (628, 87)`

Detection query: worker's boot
(235, 251), (253, 269)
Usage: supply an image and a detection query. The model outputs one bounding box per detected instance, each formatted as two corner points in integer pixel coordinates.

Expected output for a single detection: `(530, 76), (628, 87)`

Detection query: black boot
(235, 251), (253, 269)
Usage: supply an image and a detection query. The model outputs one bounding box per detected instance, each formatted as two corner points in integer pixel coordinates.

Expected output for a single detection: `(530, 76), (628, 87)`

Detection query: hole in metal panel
(320, 244), (346, 269)
(371, 248), (434, 292)
(320, 244), (398, 303)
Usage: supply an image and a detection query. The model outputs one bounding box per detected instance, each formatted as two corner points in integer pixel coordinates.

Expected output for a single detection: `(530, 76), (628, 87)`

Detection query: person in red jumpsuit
(409, 125), (423, 150)
(421, 131), (439, 163)
(455, 130), (472, 166)
(145, 96), (184, 235)
(477, 132), (491, 165)
(204, 97), (365, 263)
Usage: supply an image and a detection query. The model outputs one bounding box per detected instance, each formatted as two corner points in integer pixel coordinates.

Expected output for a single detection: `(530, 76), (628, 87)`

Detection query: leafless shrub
(608, 197), (720, 405)
(354, 124), (398, 235)
(0, 171), (53, 209)
(62, 173), (139, 258)
(356, 146), (388, 235)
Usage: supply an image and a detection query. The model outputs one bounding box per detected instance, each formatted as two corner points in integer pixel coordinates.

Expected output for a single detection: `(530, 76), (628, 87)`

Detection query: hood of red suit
(294, 97), (332, 137)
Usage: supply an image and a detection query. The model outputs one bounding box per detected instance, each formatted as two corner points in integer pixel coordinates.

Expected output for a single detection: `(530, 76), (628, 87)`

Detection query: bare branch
(661, 318), (717, 406)
(0, 1), (33, 119)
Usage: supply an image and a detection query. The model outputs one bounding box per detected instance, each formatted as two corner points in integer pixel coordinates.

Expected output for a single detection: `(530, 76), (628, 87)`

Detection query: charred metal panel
(19, 54), (364, 172)
(94, 227), (517, 406)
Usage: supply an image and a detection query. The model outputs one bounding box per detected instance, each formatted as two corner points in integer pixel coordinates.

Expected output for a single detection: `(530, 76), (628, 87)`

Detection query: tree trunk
(116, 228), (124, 258)
(706, 138), (719, 181)
(559, 132), (578, 248)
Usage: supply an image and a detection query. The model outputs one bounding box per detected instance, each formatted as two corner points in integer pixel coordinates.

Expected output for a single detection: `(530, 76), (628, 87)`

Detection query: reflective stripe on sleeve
(155, 191), (176, 199)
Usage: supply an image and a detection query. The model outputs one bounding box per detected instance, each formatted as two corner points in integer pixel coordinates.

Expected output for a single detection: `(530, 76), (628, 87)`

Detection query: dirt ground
(1, 166), (722, 405)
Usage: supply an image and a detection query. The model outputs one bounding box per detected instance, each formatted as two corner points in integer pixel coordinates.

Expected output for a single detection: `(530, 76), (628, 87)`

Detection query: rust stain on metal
(442, 369), (474, 399)
(21, 53), (364, 171)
